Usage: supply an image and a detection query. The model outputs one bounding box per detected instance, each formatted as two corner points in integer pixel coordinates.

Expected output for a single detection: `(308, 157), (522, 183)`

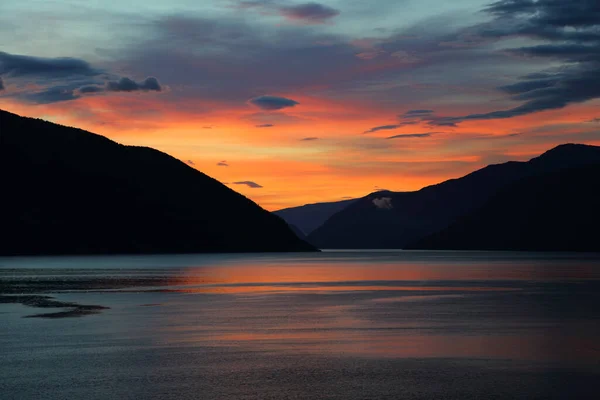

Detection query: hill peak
(534, 143), (600, 162)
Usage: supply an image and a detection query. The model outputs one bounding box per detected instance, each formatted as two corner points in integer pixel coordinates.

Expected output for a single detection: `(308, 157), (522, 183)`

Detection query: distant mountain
(273, 198), (357, 235)
(287, 224), (309, 241)
(0, 109), (316, 255)
(408, 164), (600, 252)
(307, 144), (600, 249)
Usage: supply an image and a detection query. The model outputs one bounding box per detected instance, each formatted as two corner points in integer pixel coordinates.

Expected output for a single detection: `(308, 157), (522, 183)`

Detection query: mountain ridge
(407, 163), (600, 252)
(1, 109), (316, 255)
(273, 198), (357, 235)
(307, 143), (600, 249)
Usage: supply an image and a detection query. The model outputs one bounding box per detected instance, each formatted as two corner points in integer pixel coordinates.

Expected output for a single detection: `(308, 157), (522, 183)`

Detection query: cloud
(430, 0), (600, 124)
(428, 119), (458, 127)
(300, 137), (319, 141)
(106, 77), (162, 92)
(217, 161), (229, 166)
(0, 50), (163, 104)
(389, 50), (420, 64)
(386, 133), (433, 139)
(249, 95), (299, 110)
(0, 51), (100, 78)
(243, 112), (306, 124)
(256, 124), (274, 127)
(22, 86), (80, 104)
(203, 126), (213, 129)
(372, 197), (393, 209)
(356, 50), (385, 60)
(363, 124), (400, 134)
(279, 3), (340, 24)
(186, 160), (195, 166)
(232, 181), (263, 188)
(0, 77), (4, 91)
(400, 109), (433, 118)
(79, 85), (104, 93)
(110, 14), (479, 111)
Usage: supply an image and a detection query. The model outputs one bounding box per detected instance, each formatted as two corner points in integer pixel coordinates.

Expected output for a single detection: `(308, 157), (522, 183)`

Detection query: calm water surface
(1, 251), (600, 399)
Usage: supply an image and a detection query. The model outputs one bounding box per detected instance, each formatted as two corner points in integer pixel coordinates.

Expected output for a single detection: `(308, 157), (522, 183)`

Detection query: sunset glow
(2, 0), (599, 210)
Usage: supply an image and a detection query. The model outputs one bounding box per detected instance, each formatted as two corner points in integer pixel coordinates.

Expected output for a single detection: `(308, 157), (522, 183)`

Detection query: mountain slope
(0, 109), (315, 255)
(307, 144), (600, 249)
(273, 198), (357, 235)
(407, 164), (600, 251)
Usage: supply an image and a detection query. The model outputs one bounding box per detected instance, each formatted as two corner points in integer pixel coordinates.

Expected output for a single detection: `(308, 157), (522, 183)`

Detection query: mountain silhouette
(307, 144), (600, 249)
(274, 198), (357, 236)
(0, 109), (315, 255)
(407, 164), (600, 251)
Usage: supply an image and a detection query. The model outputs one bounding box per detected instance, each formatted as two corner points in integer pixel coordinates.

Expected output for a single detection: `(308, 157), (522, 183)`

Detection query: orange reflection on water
(169, 260), (600, 291)
(170, 285), (520, 294)
(164, 327), (600, 363)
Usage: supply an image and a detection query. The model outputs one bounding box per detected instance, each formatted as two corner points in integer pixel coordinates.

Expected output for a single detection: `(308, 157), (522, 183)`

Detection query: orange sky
(2, 95), (599, 210)
(2, 0), (599, 210)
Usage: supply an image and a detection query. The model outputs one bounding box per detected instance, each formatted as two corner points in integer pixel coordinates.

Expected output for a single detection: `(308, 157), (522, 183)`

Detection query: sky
(1, 0), (599, 210)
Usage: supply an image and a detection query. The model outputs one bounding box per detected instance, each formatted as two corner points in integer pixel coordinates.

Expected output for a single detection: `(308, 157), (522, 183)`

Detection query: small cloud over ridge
(373, 197), (393, 210)
(300, 137), (319, 141)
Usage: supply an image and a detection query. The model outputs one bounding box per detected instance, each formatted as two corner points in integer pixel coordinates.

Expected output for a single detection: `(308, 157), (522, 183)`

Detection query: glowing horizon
(1, 0), (599, 210)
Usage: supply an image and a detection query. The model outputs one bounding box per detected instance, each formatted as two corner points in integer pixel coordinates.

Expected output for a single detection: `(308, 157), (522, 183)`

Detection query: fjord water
(1, 251), (599, 399)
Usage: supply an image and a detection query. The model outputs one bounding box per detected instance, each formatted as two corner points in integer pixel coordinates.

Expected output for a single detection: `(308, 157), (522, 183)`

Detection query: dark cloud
(386, 133), (433, 139)
(244, 112), (307, 124)
(429, 65), (600, 125)
(432, 0), (600, 124)
(256, 124), (274, 127)
(79, 85), (104, 93)
(22, 86), (80, 104)
(117, 15), (360, 104)
(186, 160), (195, 166)
(234, 0), (340, 25)
(485, 0), (600, 28)
(428, 119), (458, 127)
(0, 51), (100, 78)
(249, 95), (299, 110)
(0, 50), (164, 104)
(217, 161), (229, 166)
(0, 77), (4, 91)
(280, 3), (340, 24)
(498, 77), (562, 95)
(106, 77), (162, 92)
(400, 109), (433, 118)
(363, 124), (400, 134)
(232, 181), (263, 188)
(300, 137), (319, 141)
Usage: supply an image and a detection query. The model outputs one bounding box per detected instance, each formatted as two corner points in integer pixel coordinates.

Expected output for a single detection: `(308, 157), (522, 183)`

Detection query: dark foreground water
(1, 251), (600, 399)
